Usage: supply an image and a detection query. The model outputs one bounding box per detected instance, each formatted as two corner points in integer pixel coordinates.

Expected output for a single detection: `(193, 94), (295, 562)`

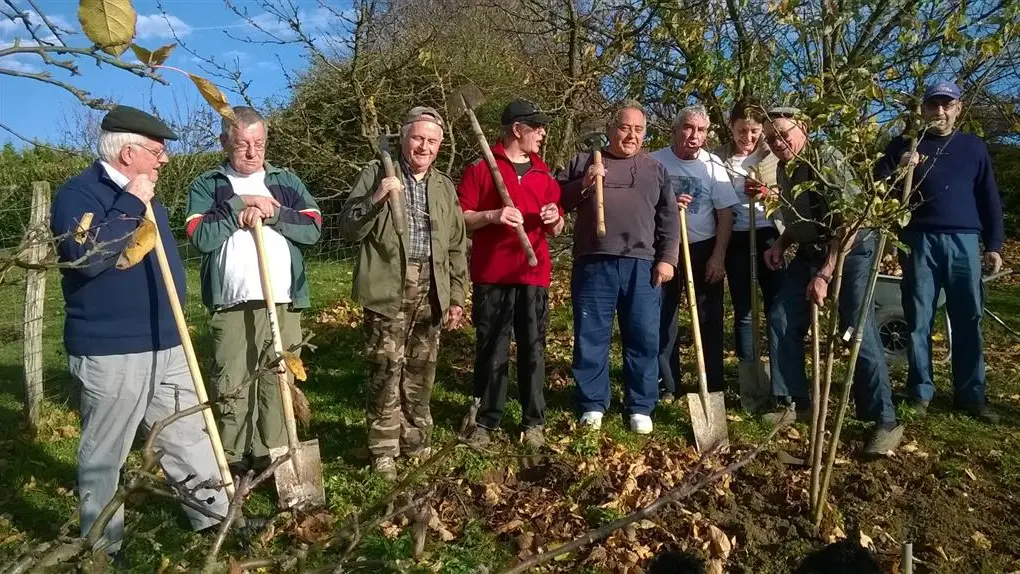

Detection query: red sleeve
(456, 162), (482, 212)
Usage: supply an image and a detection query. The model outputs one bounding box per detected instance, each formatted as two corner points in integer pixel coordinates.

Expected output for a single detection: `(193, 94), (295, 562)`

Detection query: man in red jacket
(457, 99), (564, 449)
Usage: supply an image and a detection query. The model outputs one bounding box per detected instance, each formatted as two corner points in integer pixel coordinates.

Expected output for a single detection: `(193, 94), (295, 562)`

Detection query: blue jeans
(726, 228), (786, 361)
(571, 256), (661, 416)
(768, 232), (896, 424)
(900, 231), (986, 408)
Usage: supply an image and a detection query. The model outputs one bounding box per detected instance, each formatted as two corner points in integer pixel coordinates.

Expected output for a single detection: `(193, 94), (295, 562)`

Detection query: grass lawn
(1, 252), (1019, 572)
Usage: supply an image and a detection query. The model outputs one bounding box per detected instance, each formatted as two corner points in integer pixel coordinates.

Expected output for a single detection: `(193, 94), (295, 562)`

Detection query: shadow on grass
(0, 364), (78, 541)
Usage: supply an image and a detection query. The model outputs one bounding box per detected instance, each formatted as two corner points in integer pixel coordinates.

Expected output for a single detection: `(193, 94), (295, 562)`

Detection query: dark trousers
(571, 256), (660, 416)
(768, 232), (896, 424)
(472, 284), (548, 429)
(726, 228), (785, 361)
(900, 231), (986, 408)
(659, 238), (725, 394)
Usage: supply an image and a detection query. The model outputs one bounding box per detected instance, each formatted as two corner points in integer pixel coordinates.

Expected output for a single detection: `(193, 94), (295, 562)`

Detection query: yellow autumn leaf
(189, 74), (236, 122)
(130, 42), (174, 67)
(282, 351), (306, 381)
(78, 0), (137, 57)
(115, 218), (156, 269)
(150, 43), (175, 66)
(130, 44), (152, 65)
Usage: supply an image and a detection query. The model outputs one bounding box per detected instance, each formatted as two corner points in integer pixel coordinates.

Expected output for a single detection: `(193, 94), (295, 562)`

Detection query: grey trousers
(70, 345), (229, 553)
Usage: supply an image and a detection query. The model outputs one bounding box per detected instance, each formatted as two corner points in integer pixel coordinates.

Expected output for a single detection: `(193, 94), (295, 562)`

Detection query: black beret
(100, 105), (178, 140)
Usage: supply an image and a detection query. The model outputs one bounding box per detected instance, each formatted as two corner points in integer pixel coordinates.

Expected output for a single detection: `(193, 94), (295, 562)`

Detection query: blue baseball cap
(923, 81), (962, 102)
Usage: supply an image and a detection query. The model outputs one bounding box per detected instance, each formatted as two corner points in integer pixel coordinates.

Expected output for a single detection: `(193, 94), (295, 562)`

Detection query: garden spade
(579, 121), (607, 237)
(747, 167), (763, 396)
(253, 219), (325, 509)
(142, 206), (235, 499)
(446, 84), (537, 266)
(680, 207), (729, 452)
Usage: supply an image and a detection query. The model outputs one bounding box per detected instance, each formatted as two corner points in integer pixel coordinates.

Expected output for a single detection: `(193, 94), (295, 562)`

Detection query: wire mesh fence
(0, 178), (360, 429)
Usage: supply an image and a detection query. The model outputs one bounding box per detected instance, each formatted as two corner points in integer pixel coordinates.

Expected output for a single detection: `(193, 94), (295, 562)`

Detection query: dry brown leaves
(383, 439), (746, 571)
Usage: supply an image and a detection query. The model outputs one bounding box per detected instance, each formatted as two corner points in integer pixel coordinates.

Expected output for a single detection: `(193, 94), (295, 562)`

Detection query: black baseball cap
(500, 99), (551, 126)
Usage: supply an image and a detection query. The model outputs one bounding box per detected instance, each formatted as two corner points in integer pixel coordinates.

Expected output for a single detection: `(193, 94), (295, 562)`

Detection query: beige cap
(402, 106), (444, 128)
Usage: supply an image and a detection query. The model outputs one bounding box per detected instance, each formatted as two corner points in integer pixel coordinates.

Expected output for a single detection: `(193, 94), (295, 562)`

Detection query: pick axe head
(445, 84), (485, 123)
(115, 218), (157, 270)
(578, 118), (608, 152)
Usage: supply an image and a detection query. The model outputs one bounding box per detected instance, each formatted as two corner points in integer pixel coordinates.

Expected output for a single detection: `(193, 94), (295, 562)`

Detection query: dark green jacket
(339, 161), (468, 319)
(776, 144), (860, 245)
(186, 161), (322, 312)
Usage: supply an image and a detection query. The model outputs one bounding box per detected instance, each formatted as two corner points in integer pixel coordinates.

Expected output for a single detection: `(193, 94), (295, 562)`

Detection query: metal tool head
(687, 391), (729, 453)
(270, 440), (326, 510)
(578, 118), (607, 151)
(445, 84), (486, 122)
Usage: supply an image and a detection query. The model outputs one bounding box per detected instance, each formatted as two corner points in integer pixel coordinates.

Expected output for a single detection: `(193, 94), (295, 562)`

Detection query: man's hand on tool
(582, 163), (607, 188)
(372, 176), (402, 206)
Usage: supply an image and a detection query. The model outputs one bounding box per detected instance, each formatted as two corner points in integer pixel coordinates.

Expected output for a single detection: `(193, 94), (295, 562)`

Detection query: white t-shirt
(724, 152), (776, 232)
(650, 147), (740, 244)
(216, 167), (293, 309)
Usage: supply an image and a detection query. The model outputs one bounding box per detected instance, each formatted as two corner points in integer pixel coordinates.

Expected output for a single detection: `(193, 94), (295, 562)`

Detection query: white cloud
(221, 49), (248, 62)
(135, 14), (192, 40)
(0, 10), (71, 41)
(5, 58), (41, 74)
(245, 7), (338, 41)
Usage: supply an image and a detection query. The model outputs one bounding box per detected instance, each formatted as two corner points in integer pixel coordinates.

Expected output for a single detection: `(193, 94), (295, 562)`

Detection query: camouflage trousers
(364, 261), (441, 458)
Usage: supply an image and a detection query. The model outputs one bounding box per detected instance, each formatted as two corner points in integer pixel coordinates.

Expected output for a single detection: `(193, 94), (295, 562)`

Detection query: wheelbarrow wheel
(875, 305), (910, 364)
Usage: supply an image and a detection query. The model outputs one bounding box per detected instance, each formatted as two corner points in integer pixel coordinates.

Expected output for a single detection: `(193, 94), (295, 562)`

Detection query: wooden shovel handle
(143, 206), (235, 498)
(380, 150), (406, 236)
(679, 208), (710, 409)
(594, 150), (606, 238)
(252, 219), (301, 450)
(747, 167), (762, 384)
(463, 105), (538, 267)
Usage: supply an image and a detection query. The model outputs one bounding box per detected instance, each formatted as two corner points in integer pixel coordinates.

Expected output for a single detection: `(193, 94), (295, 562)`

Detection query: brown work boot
(372, 456), (397, 482)
(523, 426), (545, 449)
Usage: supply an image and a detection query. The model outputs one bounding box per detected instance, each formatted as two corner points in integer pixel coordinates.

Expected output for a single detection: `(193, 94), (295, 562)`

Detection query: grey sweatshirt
(557, 151), (680, 266)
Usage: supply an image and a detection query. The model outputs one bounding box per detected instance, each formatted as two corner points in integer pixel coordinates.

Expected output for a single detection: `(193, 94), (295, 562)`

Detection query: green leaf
(78, 0), (137, 57)
(189, 74), (236, 122)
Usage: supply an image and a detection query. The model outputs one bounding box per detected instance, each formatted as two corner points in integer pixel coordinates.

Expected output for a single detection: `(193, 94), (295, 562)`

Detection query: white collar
(99, 161), (132, 189)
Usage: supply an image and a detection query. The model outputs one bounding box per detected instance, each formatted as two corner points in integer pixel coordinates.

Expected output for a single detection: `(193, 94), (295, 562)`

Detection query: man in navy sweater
(877, 81), (1005, 423)
(50, 106), (228, 560)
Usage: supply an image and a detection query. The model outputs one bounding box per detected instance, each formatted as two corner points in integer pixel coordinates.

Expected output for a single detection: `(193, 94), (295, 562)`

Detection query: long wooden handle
(380, 150), (406, 236)
(679, 208), (710, 413)
(594, 149), (605, 238)
(144, 206), (235, 498)
(464, 105), (538, 267)
(747, 167), (762, 382)
(252, 219), (300, 451)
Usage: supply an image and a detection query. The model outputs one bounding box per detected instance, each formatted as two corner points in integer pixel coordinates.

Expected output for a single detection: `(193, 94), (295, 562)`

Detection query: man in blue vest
(50, 106), (228, 563)
(877, 81), (1005, 423)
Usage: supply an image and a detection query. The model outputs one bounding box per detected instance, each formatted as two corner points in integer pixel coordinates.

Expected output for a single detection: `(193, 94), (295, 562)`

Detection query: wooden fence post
(24, 181), (51, 433)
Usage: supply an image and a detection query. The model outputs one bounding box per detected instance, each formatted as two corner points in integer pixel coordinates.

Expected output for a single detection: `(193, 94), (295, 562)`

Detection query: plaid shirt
(401, 162), (432, 261)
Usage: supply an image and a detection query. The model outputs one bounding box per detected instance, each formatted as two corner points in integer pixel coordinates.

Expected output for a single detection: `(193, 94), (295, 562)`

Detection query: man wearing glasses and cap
(758, 106), (903, 456)
(457, 99), (564, 449)
(876, 81), (1004, 424)
(340, 106), (468, 480)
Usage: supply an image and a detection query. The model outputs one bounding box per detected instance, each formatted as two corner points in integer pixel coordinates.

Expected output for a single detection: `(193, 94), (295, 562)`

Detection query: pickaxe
(578, 121), (607, 238)
(446, 84), (537, 267)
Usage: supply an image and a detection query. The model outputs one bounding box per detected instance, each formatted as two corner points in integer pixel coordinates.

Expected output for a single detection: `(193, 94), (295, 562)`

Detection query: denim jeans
(659, 238), (725, 393)
(768, 232), (896, 424)
(900, 231), (986, 408)
(571, 256), (661, 416)
(726, 228), (785, 361)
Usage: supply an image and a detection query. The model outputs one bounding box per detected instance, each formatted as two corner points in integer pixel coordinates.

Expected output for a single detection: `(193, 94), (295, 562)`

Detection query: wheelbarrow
(873, 269), (1015, 364)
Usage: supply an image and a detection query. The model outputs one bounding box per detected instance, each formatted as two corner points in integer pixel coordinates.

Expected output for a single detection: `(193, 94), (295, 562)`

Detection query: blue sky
(0, 0), (342, 146)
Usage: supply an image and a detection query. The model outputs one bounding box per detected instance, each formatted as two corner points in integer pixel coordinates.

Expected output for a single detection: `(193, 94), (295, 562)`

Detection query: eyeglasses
(233, 142), (266, 153)
(923, 99), (959, 111)
(764, 129), (794, 146)
(133, 144), (168, 160)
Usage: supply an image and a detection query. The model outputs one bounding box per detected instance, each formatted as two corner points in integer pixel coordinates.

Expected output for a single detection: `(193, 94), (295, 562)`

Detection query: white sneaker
(629, 414), (653, 434)
(579, 411), (603, 430)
